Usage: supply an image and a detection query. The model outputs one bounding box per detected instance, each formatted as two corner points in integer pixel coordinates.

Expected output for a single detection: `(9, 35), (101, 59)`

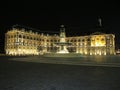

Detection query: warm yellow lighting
(104, 52), (106, 55)
(90, 53), (92, 55)
(5, 27), (115, 56)
(85, 51), (87, 54)
(95, 43), (99, 46)
(57, 50), (69, 53)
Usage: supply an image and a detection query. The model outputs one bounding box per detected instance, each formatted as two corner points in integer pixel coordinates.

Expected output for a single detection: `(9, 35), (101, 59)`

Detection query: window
(54, 40), (57, 42)
(74, 40), (76, 42)
(82, 39), (84, 42)
(11, 36), (13, 38)
(23, 36), (25, 38)
(27, 36), (29, 39)
(97, 38), (99, 40)
(78, 39), (80, 42)
(87, 38), (90, 41)
(101, 38), (104, 41)
(30, 37), (32, 40)
(47, 40), (49, 42)
(19, 35), (22, 38)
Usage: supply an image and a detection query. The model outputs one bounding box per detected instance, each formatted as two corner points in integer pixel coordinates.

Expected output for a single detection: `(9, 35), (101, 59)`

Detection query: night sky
(0, 1), (120, 53)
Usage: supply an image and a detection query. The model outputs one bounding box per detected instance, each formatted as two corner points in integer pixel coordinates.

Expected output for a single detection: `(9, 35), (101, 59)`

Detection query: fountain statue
(43, 25), (82, 57)
(55, 25), (71, 53)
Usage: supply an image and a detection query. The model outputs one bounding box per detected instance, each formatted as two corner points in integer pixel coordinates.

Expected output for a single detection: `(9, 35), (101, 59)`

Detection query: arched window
(87, 38), (90, 41)
(97, 38), (99, 40)
(11, 35), (13, 38)
(19, 35), (22, 38)
(74, 40), (76, 42)
(23, 36), (25, 39)
(67, 40), (69, 42)
(71, 40), (73, 42)
(47, 40), (49, 42)
(78, 39), (80, 42)
(82, 39), (84, 42)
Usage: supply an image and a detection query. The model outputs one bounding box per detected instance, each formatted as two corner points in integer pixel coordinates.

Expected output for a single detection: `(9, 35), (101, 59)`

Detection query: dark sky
(0, 1), (120, 33)
(0, 1), (120, 52)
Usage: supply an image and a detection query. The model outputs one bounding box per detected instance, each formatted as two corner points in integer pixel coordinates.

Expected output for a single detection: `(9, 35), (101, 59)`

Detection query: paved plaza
(0, 56), (120, 90)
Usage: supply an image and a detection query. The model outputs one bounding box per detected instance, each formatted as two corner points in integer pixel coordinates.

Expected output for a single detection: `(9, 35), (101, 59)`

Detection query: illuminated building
(5, 27), (60, 55)
(66, 32), (115, 55)
(5, 25), (115, 55)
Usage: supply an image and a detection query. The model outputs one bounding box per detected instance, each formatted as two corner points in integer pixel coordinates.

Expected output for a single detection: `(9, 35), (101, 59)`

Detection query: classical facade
(66, 32), (115, 55)
(5, 28), (60, 55)
(5, 25), (115, 55)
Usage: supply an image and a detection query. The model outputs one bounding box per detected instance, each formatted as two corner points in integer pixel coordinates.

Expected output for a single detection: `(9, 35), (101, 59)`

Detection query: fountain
(55, 25), (70, 53)
(43, 25), (81, 57)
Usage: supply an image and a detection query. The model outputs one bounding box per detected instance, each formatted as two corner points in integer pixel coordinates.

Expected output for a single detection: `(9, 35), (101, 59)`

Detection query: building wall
(5, 28), (59, 55)
(66, 33), (115, 55)
(5, 28), (115, 55)
(5, 28), (39, 55)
